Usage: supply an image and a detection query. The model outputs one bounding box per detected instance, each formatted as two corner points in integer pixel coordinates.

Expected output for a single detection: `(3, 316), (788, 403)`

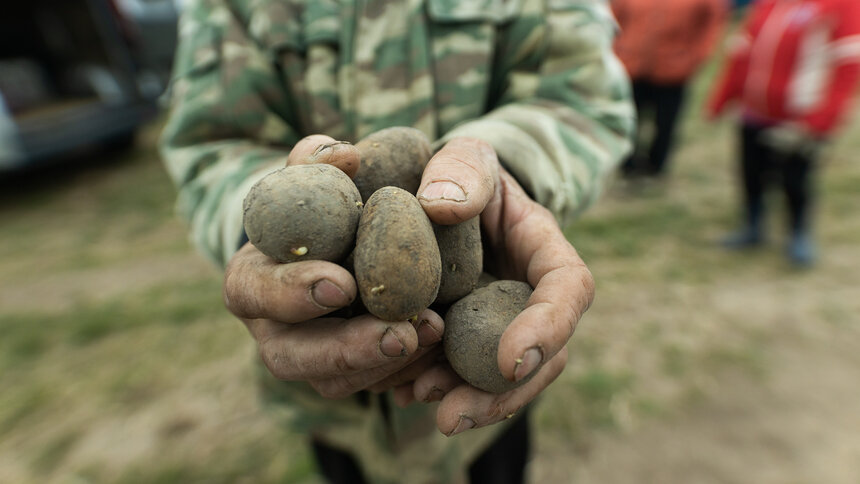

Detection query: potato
(355, 186), (441, 321)
(443, 280), (533, 394)
(243, 164), (362, 263)
(434, 217), (482, 305)
(476, 272), (498, 289)
(353, 127), (433, 201)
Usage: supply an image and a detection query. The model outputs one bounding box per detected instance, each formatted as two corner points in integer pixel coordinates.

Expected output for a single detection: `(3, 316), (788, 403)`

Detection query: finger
(224, 243), (357, 324)
(393, 384), (416, 407)
(313, 309), (443, 396)
(497, 215), (593, 383)
(415, 312), (444, 348)
(287, 135), (335, 165)
(417, 137), (499, 225)
(257, 314), (419, 387)
(366, 346), (444, 393)
(479, 170), (538, 278)
(436, 348), (568, 436)
(312, 344), (435, 398)
(481, 171), (594, 383)
(413, 363), (465, 403)
(287, 134), (360, 178)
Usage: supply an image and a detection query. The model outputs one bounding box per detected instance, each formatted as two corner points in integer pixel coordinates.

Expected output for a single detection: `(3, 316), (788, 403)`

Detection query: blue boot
(722, 201), (765, 249)
(722, 227), (765, 249)
(787, 232), (816, 267)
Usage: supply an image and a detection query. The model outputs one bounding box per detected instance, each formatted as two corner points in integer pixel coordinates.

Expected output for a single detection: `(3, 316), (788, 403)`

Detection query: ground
(1, 74), (859, 483)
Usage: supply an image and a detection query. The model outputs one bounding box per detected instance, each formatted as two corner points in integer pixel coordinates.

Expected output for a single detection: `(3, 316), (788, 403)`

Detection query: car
(0, 0), (179, 172)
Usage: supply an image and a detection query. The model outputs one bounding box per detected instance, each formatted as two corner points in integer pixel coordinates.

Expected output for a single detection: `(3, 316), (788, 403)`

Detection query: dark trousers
(738, 123), (817, 234)
(623, 80), (687, 176)
(311, 407), (531, 484)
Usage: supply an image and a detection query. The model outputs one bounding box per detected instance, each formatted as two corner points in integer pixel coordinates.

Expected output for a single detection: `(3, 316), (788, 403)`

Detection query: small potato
(353, 127), (433, 201)
(433, 217), (482, 305)
(444, 280), (533, 394)
(355, 187), (441, 321)
(243, 164), (362, 263)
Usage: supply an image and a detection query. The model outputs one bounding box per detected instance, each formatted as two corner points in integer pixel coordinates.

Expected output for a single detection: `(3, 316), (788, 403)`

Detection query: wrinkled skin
(223, 134), (595, 436)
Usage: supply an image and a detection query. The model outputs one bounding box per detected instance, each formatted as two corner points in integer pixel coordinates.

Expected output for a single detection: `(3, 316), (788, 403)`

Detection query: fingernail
(448, 416), (476, 436)
(416, 319), (440, 347)
(423, 386), (445, 403)
(420, 181), (466, 202)
(310, 280), (350, 308)
(380, 328), (407, 358)
(312, 141), (351, 162)
(514, 347), (543, 382)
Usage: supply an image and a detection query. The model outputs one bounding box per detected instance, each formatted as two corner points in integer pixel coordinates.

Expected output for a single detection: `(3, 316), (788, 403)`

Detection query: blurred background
(1, 1), (858, 483)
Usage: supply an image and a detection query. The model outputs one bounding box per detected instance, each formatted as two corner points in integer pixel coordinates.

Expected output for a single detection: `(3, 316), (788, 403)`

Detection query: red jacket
(612, 0), (729, 84)
(707, 0), (860, 136)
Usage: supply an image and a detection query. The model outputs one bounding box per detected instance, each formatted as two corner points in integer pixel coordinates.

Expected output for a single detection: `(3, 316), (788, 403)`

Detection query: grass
(0, 278), (223, 369)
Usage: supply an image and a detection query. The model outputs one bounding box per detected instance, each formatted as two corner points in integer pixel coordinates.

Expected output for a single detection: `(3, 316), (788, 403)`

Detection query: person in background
(613, 0), (728, 179)
(159, 0), (635, 482)
(707, 0), (860, 267)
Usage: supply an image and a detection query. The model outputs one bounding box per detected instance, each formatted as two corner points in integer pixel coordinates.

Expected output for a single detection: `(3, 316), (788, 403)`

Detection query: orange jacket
(612, 0), (729, 84)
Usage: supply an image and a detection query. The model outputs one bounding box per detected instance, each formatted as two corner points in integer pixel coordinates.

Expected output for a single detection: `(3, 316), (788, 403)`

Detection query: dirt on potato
(444, 280), (533, 394)
(353, 127), (433, 202)
(434, 217), (483, 305)
(242, 164), (362, 263)
(354, 186), (441, 321)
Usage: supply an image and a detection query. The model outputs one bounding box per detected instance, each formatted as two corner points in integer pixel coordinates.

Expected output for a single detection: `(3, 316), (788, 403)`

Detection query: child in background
(708, 0), (860, 267)
(613, 0), (728, 178)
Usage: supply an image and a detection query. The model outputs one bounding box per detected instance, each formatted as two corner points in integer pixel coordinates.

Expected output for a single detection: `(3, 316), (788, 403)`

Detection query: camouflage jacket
(160, 0), (633, 266)
(160, 0), (633, 482)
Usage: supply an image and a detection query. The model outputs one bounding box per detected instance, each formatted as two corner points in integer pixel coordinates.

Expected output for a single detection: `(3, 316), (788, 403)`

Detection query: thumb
(287, 134), (360, 179)
(417, 137), (499, 225)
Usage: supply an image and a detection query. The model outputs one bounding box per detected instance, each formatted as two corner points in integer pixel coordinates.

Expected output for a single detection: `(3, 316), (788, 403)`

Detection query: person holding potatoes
(160, 0), (634, 482)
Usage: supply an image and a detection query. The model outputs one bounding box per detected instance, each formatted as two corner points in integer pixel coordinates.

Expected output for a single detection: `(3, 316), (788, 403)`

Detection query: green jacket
(161, 0), (633, 267)
(160, 0), (634, 482)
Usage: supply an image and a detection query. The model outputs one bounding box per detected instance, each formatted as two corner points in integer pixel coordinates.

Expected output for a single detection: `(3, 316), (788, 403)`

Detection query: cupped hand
(413, 137), (595, 436)
(223, 134), (443, 399)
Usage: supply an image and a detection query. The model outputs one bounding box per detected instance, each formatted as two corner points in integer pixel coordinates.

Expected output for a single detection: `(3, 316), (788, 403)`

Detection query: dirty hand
(223, 135), (445, 399)
(406, 137), (595, 436)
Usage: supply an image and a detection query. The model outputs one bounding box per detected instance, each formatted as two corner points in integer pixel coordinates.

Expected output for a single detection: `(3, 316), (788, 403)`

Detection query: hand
(223, 134), (445, 398)
(406, 137), (595, 436)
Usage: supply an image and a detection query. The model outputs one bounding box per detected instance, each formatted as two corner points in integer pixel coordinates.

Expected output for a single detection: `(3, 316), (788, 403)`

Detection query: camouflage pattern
(160, 0), (634, 482)
(160, 0), (634, 266)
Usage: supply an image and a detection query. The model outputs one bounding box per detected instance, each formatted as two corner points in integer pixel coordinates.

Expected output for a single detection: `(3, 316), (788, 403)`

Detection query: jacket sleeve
(706, 0), (773, 117)
(803, 0), (860, 136)
(435, 0), (635, 226)
(159, 0), (302, 267)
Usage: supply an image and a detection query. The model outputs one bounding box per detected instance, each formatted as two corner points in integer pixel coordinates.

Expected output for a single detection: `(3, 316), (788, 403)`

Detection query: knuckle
(580, 266), (596, 309)
(313, 378), (355, 399)
(310, 381), (337, 398)
(328, 344), (361, 375)
(222, 250), (260, 317)
(489, 397), (522, 422)
(222, 264), (240, 310)
(259, 342), (292, 381)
